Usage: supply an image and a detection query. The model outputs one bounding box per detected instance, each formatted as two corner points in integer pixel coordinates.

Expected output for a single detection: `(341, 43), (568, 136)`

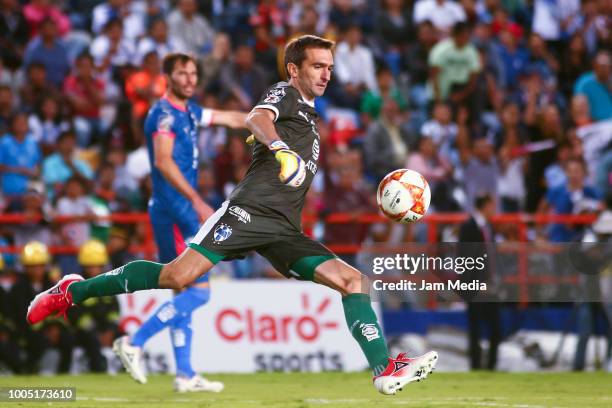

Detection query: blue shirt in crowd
(0, 134), (41, 195)
(574, 72), (612, 122)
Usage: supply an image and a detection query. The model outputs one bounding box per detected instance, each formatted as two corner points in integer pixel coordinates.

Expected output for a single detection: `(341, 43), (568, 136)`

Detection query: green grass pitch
(2, 372), (611, 408)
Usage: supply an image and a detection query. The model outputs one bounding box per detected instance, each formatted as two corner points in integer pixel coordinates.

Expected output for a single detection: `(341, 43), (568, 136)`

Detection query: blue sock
(172, 314), (194, 378)
(131, 300), (177, 348)
(170, 287), (210, 378)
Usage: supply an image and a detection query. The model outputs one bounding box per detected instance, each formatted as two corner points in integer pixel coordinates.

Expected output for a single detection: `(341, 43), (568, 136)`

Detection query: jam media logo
(213, 223), (232, 243)
(216, 293), (339, 343)
(119, 294), (158, 333)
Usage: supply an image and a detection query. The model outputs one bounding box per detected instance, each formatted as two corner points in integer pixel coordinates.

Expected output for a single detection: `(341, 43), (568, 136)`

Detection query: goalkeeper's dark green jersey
(229, 82), (321, 231)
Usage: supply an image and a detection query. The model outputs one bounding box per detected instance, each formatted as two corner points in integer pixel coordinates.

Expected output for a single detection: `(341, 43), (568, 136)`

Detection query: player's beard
(169, 81), (194, 101)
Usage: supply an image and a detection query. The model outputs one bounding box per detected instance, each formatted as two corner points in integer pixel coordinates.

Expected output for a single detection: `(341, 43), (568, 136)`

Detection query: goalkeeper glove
(269, 140), (306, 188)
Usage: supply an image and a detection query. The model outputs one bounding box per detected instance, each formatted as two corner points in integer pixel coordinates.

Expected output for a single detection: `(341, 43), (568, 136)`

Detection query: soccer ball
(376, 169), (431, 223)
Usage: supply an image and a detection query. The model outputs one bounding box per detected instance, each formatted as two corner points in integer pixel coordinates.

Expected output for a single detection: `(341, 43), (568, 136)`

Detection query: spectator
(167, 0), (215, 56)
(406, 136), (454, 211)
(413, 0), (466, 35)
(420, 102), (459, 165)
(531, 0), (579, 44)
(69, 240), (120, 373)
(63, 52), (106, 147)
(574, 51), (612, 122)
(493, 101), (527, 150)
(324, 155), (375, 266)
(125, 51), (166, 120)
(197, 164), (223, 210)
(428, 22), (481, 116)
(458, 193), (501, 370)
(569, 94), (592, 129)
(288, 0), (330, 36)
(541, 158), (601, 242)
(91, 0), (129, 36)
(544, 142), (572, 191)
(23, 0), (71, 38)
(23, 18), (70, 87)
(19, 62), (58, 112)
(89, 18), (134, 72)
(8, 241), (73, 373)
(332, 24), (378, 109)
(10, 182), (52, 247)
(55, 176), (95, 274)
(0, 0), (30, 70)
(135, 17), (182, 65)
(526, 32), (558, 83)
(0, 112), (41, 202)
(0, 55), (23, 95)
(495, 23), (529, 91)
(363, 98), (410, 181)
(198, 32), (231, 92)
(0, 253), (22, 374)
(497, 145), (526, 212)
(107, 225), (135, 268)
(28, 95), (69, 154)
(462, 137), (499, 211)
(42, 131), (93, 197)
(219, 44), (269, 109)
(328, 0), (367, 33)
(0, 84), (13, 133)
(559, 33), (590, 99)
(376, 0), (413, 50)
(402, 20), (437, 108)
(360, 66), (407, 124)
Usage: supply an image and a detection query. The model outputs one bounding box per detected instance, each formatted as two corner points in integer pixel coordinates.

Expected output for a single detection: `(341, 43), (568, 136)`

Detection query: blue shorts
(149, 202), (209, 284)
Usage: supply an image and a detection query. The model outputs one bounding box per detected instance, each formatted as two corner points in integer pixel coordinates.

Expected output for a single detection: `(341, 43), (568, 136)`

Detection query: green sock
(69, 260), (163, 304)
(342, 293), (389, 376)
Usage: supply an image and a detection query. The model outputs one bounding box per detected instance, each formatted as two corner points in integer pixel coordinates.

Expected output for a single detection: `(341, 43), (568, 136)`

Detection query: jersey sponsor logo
(306, 160), (317, 175)
(298, 111), (309, 122)
(312, 139), (320, 161)
(359, 323), (380, 342)
(157, 112), (174, 132)
(229, 206), (251, 224)
(264, 87), (286, 103)
(213, 223), (233, 243)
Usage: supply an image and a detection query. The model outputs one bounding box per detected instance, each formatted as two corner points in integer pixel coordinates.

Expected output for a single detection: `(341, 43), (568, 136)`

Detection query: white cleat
(373, 351), (438, 395)
(174, 375), (225, 393)
(113, 335), (147, 384)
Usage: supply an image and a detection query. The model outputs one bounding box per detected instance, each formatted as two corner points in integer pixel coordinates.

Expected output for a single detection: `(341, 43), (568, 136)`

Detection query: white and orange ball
(376, 169), (431, 223)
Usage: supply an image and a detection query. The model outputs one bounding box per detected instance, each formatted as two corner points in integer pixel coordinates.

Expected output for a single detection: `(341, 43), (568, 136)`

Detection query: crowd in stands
(0, 0), (610, 275)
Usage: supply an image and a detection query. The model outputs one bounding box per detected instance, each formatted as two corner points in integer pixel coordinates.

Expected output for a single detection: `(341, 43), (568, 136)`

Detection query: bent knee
(159, 265), (189, 290)
(341, 272), (368, 295)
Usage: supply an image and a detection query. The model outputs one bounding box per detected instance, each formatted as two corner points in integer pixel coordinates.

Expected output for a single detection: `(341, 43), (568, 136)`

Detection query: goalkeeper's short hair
(284, 35), (335, 77)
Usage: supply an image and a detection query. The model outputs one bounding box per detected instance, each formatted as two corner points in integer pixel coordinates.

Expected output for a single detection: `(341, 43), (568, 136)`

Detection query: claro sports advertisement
(117, 280), (380, 374)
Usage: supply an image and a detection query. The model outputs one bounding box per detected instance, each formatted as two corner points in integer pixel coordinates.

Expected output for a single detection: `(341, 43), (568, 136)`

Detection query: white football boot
(174, 375), (225, 393)
(112, 335), (147, 384)
(373, 351), (438, 395)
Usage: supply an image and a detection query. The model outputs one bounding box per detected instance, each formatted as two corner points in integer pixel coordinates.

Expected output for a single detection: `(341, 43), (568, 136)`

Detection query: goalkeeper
(27, 35), (437, 395)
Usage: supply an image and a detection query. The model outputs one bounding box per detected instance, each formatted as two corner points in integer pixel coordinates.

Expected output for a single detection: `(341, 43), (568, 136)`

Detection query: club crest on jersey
(264, 87), (286, 104)
(213, 223), (232, 243)
(229, 206), (251, 223)
(157, 113), (174, 132)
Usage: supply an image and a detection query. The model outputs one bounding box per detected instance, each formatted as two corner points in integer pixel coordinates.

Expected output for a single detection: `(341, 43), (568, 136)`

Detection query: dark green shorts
(188, 201), (335, 281)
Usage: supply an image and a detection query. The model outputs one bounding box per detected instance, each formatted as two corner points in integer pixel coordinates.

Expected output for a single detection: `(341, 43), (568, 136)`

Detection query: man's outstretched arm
(209, 110), (248, 129)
